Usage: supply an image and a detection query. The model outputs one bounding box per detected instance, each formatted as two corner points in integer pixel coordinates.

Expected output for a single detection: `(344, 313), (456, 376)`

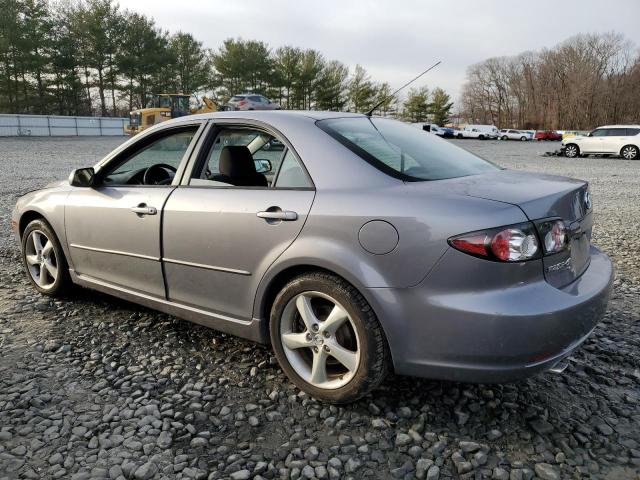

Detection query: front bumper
(368, 245), (613, 383)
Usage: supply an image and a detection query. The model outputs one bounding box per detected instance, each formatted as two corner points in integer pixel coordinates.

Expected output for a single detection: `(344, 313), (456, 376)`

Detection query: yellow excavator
(125, 94), (218, 135)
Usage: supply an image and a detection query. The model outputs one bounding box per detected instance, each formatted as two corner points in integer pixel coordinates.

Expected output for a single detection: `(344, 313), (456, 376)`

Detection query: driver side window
(102, 127), (198, 186)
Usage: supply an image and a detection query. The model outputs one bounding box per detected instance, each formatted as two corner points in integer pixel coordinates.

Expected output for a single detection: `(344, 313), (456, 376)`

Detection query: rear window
(317, 117), (498, 181)
(626, 128), (640, 136)
(230, 96), (245, 101)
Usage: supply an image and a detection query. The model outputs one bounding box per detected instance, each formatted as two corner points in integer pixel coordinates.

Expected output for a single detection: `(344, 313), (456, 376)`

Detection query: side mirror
(69, 167), (95, 187)
(254, 159), (272, 174)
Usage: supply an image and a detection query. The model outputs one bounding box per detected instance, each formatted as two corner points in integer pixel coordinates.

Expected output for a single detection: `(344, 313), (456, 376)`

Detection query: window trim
(95, 122), (206, 188)
(179, 119), (315, 191)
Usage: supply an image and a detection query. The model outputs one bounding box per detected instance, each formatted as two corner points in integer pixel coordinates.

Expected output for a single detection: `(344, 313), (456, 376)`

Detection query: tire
(21, 219), (71, 296)
(457, 133), (463, 139)
(501, 135), (508, 141)
(478, 135), (485, 140)
(520, 136), (527, 141)
(621, 145), (639, 160)
(270, 272), (390, 403)
(564, 143), (579, 158)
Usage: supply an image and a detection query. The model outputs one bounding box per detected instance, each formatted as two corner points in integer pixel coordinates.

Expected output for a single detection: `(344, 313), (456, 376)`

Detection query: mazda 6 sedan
(12, 111), (613, 403)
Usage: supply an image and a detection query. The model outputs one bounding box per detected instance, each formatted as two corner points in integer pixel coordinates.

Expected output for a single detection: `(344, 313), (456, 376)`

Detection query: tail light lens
(238, 100), (247, 106)
(449, 219), (568, 262)
(536, 219), (567, 254)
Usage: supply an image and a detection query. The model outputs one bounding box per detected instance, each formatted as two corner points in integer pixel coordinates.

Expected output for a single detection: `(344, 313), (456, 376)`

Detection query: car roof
(595, 125), (640, 129)
(187, 110), (368, 122)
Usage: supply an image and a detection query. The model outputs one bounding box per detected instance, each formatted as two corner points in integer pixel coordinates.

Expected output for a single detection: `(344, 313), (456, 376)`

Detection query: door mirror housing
(69, 167), (95, 187)
(254, 159), (272, 174)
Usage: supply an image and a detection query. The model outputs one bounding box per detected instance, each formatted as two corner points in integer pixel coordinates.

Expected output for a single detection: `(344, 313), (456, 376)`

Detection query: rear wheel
(270, 272), (389, 403)
(478, 135), (485, 140)
(457, 133), (463, 139)
(520, 136), (527, 141)
(501, 135), (508, 140)
(621, 145), (638, 160)
(564, 143), (579, 158)
(22, 219), (71, 296)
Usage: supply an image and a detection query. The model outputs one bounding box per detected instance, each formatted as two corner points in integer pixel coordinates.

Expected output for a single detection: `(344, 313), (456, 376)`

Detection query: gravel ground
(0, 137), (639, 480)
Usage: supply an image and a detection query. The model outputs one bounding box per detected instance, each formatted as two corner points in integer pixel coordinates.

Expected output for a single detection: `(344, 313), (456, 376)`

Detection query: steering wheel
(143, 164), (177, 185)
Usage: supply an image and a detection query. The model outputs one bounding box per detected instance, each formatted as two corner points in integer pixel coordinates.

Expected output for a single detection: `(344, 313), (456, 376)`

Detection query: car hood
(408, 169), (589, 222)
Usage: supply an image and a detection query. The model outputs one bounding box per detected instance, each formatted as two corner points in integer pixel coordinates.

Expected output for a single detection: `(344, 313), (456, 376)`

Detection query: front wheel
(22, 219), (71, 296)
(520, 136), (528, 141)
(621, 145), (638, 160)
(457, 133), (463, 139)
(270, 272), (390, 403)
(564, 143), (579, 158)
(501, 135), (508, 141)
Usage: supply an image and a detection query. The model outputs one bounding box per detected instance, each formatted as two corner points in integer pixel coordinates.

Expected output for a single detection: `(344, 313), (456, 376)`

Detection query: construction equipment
(125, 94), (218, 135)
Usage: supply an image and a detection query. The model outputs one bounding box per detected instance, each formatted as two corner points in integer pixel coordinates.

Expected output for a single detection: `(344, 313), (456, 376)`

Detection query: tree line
(0, 0), (454, 123)
(459, 32), (640, 130)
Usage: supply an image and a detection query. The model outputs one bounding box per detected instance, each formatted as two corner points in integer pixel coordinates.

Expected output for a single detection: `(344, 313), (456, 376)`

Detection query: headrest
(219, 146), (256, 178)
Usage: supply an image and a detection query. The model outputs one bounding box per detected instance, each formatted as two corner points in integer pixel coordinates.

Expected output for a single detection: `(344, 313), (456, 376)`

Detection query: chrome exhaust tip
(549, 358), (569, 374)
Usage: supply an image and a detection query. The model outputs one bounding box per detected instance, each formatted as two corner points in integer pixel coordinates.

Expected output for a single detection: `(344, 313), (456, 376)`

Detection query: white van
(457, 125), (499, 140)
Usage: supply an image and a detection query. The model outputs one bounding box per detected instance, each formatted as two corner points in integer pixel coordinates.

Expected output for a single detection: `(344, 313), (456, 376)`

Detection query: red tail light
(449, 222), (541, 262)
(238, 100), (247, 106)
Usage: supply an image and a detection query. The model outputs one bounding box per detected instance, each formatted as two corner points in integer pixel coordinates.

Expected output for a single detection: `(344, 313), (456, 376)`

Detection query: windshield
(317, 117), (498, 181)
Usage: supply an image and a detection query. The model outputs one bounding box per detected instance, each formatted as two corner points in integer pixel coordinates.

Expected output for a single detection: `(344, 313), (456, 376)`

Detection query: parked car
(457, 124), (499, 139)
(562, 125), (640, 159)
(12, 111), (613, 403)
(499, 129), (531, 141)
(561, 130), (590, 140)
(223, 94), (281, 111)
(534, 130), (562, 141)
(411, 123), (450, 137)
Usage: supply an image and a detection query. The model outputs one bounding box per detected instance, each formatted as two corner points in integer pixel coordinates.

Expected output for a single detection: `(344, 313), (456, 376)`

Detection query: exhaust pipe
(549, 358), (569, 374)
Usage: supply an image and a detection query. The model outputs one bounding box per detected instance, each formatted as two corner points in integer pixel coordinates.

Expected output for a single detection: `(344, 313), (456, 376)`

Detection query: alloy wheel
(279, 291), (361, 389)
(622, 146), (638, 160)
(565, 145), (578, 158)
(25, 230), (58, 290)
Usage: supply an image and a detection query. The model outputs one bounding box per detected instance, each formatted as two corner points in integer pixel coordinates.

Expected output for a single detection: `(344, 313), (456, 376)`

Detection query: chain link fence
(0, 114), (127, 137)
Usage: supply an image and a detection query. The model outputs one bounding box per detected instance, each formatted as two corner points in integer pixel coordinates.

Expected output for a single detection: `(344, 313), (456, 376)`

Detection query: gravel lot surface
(0, 137), (639, 480)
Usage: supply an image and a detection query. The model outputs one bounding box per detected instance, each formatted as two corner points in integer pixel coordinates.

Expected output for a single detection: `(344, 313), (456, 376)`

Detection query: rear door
(162, 123), (315, 321)
(602, 127), (628, 154)
(65, 124), (203, 297)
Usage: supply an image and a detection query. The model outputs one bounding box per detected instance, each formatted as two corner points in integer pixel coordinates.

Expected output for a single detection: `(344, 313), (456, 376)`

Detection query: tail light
(238, 100), (247, 106)
(449, 219), (569, 262)
(536, 219), (567, 254)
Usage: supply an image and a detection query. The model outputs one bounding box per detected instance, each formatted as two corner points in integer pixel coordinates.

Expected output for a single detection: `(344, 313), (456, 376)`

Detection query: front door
(65, 125), (201, 297)
(582, 128), (608, 153)
(162, 125), (315, 321)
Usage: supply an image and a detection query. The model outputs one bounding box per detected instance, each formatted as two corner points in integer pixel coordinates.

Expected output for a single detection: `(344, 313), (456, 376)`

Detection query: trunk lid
(413, 170), (593, 287)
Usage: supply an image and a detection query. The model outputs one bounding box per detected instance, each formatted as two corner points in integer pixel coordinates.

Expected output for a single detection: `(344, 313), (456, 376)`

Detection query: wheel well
(621, 144), (638, 154)
(19, 210), (45, 238)
(259, 265), (380, 341)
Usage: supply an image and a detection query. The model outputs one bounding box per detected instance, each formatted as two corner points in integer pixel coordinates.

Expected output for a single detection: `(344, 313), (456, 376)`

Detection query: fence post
(75, 117), (78, 135)
(16, 115), (21, 136)
(99, 117), (103, 136)
(47, 116), (51, 136)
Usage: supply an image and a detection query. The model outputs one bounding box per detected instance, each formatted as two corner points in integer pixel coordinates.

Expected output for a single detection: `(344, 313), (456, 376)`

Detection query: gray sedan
(12, 111), (613, 403)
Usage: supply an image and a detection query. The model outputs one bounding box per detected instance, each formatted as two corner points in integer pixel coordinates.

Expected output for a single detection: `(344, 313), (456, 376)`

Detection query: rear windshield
(317, 117), (498, 181)
(230, 96), (245, 101)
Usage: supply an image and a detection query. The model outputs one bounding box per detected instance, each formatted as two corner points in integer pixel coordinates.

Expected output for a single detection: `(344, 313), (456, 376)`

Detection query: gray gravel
(0, 136), (639, 480)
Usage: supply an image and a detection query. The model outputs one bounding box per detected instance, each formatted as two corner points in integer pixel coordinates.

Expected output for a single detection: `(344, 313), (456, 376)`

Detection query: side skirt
(69, 270), (266, 343)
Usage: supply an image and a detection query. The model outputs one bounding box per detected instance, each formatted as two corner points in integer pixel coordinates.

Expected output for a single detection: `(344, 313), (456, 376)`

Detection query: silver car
(224, 94), (281, 111)
(12, 111), (613, 403)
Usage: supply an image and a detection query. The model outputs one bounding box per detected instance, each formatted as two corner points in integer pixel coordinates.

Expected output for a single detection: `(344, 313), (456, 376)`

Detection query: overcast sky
(118, 0), (640, 101)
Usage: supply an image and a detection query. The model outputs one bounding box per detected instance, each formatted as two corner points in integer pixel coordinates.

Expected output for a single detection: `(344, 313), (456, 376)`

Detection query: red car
(535, 130), (562, 141)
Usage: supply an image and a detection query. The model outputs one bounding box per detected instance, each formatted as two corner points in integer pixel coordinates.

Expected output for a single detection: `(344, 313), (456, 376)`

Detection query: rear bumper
(368, 245), (613, 383)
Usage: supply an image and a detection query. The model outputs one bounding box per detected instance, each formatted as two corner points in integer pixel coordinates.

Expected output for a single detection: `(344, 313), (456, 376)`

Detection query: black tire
(270, 272), (390, 403)
(21, 219), (71, 296)
(478, 135), (485, 140)
(564, 143), (580, 158)
(501, 135), (508, 141)
(620, 145), (639, 160)
(520, 136), (527, 141)
(457, 133), (463, 139)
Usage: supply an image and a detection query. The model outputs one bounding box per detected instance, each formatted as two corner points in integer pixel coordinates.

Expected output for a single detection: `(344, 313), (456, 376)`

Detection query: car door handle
(256, 209), (298, 221)
(131, 204), (157, 216)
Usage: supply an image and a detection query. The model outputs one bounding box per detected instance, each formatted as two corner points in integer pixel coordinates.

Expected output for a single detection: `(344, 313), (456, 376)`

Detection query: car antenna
(365, 60), (442, 117)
